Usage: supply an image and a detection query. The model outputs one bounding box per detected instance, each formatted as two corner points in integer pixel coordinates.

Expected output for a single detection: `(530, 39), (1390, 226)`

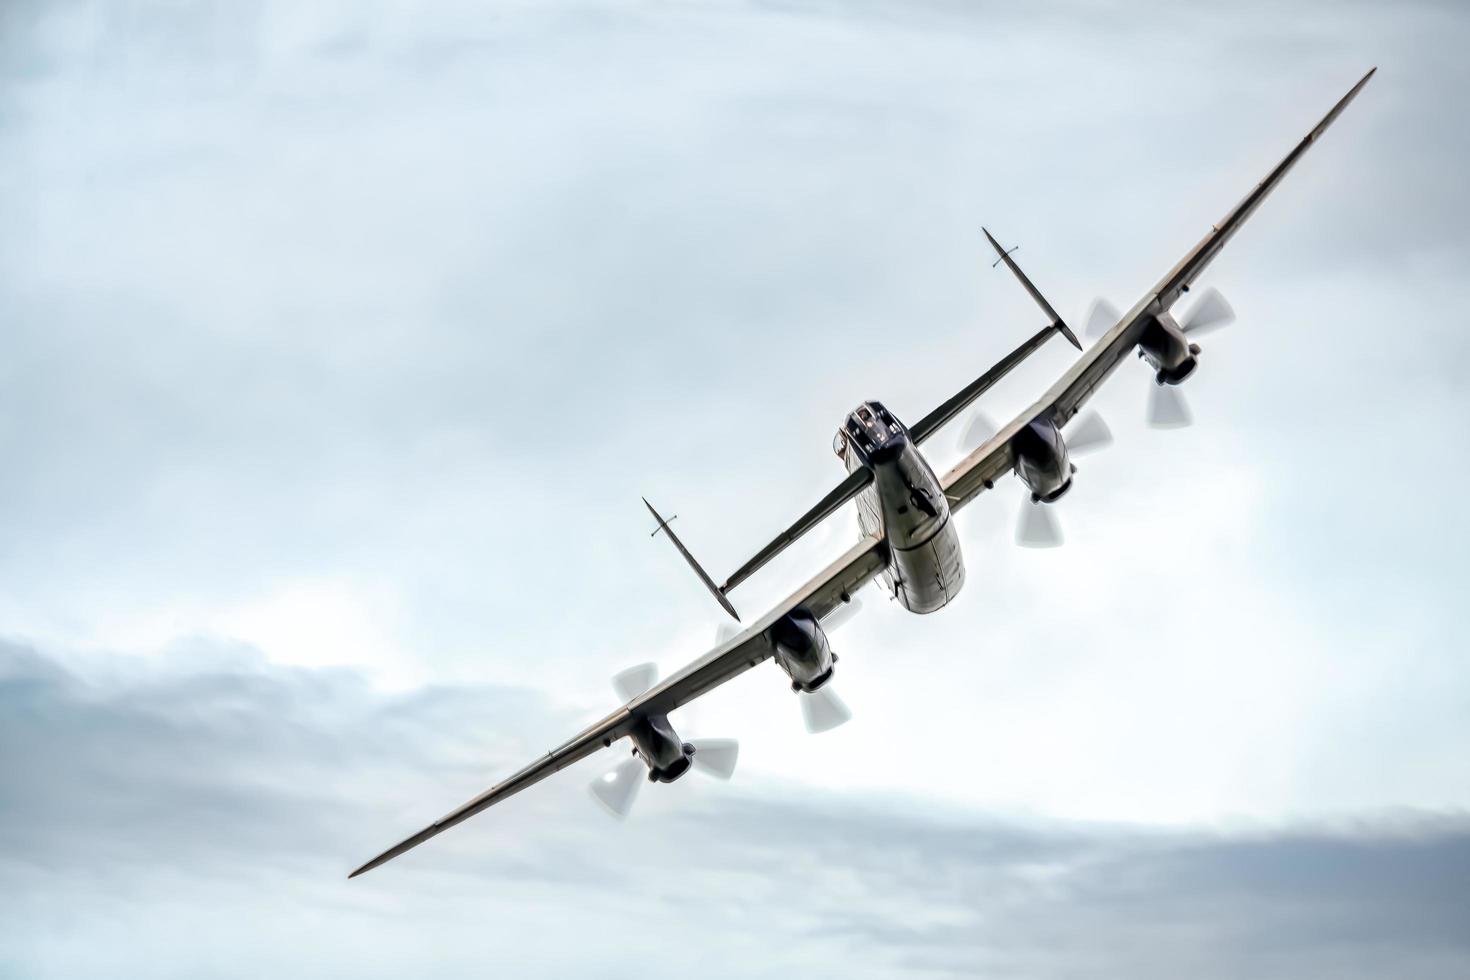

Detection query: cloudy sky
(2, 0), (1468, 976)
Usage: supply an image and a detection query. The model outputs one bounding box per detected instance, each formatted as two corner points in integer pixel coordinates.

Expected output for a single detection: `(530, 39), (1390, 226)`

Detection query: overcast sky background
(2, 0), (1468, 977)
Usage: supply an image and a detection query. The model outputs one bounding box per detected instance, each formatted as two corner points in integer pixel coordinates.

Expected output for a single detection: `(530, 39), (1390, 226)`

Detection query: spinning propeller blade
(957, 410), (999, 454)
(1084, 298), (1122, 338)
(1066, 411), (1113, 455)
(1148, 385), (1194, 429)
(688, 738), (740, 780)
(1180, 287), (1235, 336)
(611, 663), (659, 703)
(588, 757), (645, 819)
(800, 685), (853, 734)
(1016, 497), (1063, 547)
(1010, 412), (1109, 548)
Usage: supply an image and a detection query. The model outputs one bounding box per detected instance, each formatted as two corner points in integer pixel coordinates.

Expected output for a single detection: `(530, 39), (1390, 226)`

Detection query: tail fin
(642, 498), (740, 622)
(982, 227), (1082, 351)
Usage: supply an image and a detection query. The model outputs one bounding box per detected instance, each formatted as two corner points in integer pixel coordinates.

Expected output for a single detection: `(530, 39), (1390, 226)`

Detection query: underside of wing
(1151, 68), (1376, 311)
(348, 709), (632, 878)
(940, 425), (1019, 512)
(638, 534), (886, 717)
(944, 69), (1376, 507)
(349, 534), (888, 878)
(1054, 69), (1376, 427)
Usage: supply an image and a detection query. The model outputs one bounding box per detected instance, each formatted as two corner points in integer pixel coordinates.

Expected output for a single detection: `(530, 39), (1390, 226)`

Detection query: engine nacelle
(628, 714), (693, 783)
(771, 608), (834, 693)
(1012, 418), (1073, 503)
(1138, 312), (1199, 386)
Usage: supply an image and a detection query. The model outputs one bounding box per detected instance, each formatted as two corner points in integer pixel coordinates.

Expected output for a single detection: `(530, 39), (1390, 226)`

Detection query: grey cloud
(4, 0), (1464, 672)
(2, 1), (1469, 973)
(3, 639), (1467, 979)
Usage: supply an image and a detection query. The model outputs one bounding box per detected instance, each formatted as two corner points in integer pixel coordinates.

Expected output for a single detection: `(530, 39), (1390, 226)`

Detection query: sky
(2, 0), (1468, 977)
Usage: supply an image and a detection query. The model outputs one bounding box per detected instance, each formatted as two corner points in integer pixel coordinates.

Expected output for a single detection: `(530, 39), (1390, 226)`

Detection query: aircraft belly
(889, 515), (964, 614)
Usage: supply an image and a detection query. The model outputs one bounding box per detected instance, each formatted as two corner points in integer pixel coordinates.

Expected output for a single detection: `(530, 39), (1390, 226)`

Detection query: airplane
(349, 68), (1376, 878)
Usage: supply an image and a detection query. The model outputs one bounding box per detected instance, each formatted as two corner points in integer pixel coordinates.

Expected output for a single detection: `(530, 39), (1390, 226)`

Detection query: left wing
(943, 68), (1375, 511)
(348, 533), (886, 878)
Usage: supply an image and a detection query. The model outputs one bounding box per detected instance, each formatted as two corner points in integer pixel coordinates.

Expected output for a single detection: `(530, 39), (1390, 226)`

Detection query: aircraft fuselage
(836, 401), (965, 614)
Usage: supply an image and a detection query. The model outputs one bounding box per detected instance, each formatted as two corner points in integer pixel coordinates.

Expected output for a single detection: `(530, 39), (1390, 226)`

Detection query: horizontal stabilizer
(907, 321), (1065, 445)
(717, 467), (873, 596)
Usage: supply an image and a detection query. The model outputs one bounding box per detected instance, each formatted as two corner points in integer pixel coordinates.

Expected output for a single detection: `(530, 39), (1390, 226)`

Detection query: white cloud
(0, 7), (1468, 969)
(4, 639), (1469, 979)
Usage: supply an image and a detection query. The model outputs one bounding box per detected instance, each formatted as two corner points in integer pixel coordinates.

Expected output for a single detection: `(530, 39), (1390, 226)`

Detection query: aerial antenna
(990, 244), (1019, 268)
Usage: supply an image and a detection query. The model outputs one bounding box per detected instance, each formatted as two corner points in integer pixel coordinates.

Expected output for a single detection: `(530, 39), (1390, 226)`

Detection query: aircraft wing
(348, 533), (887, 878)
(943, 68), (1375, 512)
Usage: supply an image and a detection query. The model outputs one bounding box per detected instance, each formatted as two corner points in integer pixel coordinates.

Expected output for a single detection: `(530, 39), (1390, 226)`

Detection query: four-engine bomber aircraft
(350, 69), (1375, 878)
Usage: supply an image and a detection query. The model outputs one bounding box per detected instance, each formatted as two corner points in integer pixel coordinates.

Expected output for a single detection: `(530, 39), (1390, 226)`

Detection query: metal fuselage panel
(837, 401), (965, 614)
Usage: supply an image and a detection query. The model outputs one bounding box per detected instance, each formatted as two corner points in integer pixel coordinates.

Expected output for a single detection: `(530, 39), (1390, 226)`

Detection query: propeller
(1065, 411), (1113, 454)
(594, 663), (742, 818)
(800, 685), (852, 734)
(1016, 496), (1064, 547)
(587, 737), (741, 819)
(612, 662), (659, 703)
(1148, 384), (1194, 429)
(719, 599), (860, 734)
(1143, 288), (1233, 429)
(1014, 410), (1111, 549)
(588, 757), (645, 818)
(957, 410), (998, 454)
(956, 325), (1116, 458)
(688, 738), (739, 779)
(1089, 288), (1232, 339)
(809, 595), (864, 733)
(1084, 298), (1122, 338)
(1179, 287), (1234, 336)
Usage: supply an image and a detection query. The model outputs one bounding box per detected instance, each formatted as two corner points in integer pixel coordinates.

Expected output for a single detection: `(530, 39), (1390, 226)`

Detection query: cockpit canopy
(834, 400), (905, 462)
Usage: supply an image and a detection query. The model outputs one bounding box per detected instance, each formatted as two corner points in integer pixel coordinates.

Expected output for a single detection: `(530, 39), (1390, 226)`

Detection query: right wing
(942, 68), (1376, 513)
(718, 319), (1070, 595)
(348, 533), (887, 878)
(637, 532), (885, 716)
